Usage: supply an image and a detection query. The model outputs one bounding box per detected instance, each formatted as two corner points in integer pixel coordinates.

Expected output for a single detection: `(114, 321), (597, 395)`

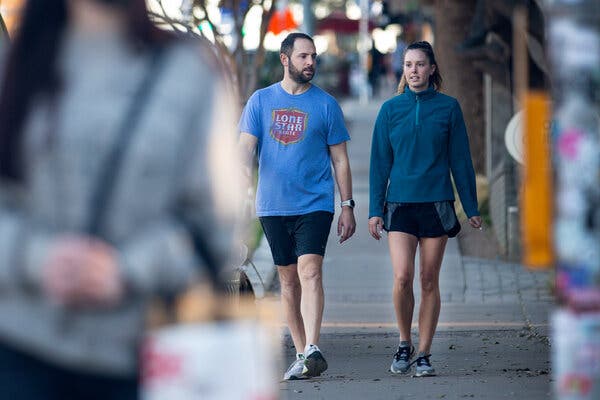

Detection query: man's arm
(330, 142), (356, 243)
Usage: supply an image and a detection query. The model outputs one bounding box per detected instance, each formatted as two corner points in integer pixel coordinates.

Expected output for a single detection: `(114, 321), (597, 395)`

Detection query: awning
(316, 11), (376, 34)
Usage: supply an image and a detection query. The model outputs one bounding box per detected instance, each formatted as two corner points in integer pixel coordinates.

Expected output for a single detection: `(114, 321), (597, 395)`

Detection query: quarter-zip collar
(404, 85), (437, 102)
(404, 85), (436, 127)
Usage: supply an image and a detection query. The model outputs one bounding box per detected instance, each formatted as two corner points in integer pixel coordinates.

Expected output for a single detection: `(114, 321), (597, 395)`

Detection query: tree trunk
(0, 13), (8, 39)
(433, 0), (485, 173)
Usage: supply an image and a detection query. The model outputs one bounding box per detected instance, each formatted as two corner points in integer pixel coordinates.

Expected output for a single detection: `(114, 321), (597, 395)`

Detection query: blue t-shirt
(239, 83), (350, 216)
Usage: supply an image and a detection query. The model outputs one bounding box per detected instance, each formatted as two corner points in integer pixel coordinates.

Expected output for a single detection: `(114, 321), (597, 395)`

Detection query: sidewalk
(248, 95), (555, 399)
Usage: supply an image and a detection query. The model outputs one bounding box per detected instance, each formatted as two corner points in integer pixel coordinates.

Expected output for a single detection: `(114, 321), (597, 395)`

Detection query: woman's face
(403, 49), (436, 92)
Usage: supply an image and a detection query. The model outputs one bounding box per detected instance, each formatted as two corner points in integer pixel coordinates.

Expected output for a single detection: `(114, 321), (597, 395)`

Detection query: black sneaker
(304, 344), (328, 377)
(414, 353), (436, 377)
(390, 345), (415, 374)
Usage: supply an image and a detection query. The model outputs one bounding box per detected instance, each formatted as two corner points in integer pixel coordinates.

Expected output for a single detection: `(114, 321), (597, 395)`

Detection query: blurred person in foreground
(238, 32), (356, 380)
(369, 41), (481, 377)
(0, 0), (240, 398)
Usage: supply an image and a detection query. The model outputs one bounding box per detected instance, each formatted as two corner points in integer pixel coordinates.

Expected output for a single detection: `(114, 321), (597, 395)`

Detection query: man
(391, 33), (407, 86)
(238, 32), (356, 380)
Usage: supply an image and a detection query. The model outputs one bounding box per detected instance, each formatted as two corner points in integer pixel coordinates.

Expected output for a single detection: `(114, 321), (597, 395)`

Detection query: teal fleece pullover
(369, 86), (479, 218)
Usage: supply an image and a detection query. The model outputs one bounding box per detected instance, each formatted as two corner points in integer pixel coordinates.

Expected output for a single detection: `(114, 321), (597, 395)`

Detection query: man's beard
(288, 62), (314, 84)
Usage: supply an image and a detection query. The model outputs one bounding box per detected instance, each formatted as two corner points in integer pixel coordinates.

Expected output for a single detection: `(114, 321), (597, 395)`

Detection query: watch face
(342, 199), (355, 208)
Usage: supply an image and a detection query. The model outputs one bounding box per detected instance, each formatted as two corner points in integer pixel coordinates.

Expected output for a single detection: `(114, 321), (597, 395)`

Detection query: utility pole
(301, 0), (314, 36)
(358, 0), (370, 104)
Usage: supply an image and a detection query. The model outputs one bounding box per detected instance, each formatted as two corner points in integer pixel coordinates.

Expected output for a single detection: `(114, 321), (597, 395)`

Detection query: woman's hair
(397, 41), (443, 94)
(0, 0), (171, 181)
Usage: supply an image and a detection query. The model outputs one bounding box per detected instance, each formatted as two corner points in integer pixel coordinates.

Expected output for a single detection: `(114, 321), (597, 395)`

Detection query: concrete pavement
(247, 95), (554, 399)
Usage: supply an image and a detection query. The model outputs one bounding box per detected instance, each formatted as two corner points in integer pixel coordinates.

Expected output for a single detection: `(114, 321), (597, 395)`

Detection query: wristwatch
(340, 199), (355, 209)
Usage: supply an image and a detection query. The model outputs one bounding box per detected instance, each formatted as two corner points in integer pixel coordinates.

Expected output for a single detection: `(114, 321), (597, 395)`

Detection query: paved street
(250, 96), (554, 400)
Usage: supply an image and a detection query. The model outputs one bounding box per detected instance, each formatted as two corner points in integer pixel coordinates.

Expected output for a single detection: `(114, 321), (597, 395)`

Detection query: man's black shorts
(259, 211), (334, 266)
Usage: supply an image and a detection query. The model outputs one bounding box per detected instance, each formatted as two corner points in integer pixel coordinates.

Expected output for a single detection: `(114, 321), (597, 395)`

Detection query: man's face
(286, 38), (317, 84)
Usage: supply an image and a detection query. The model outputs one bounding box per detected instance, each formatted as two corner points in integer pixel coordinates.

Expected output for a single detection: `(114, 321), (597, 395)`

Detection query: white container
(141, 319), (280, 400)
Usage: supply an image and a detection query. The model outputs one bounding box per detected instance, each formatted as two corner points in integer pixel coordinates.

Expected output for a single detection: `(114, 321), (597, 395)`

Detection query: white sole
(413, 371), (436, 377)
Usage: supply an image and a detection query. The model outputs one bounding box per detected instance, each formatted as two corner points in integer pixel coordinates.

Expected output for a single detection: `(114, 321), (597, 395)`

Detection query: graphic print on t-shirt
(270, 108), (308, 145)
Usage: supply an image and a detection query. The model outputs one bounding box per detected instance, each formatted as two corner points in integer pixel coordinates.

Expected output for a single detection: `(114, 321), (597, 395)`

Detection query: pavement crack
(515, 267), (550, 346)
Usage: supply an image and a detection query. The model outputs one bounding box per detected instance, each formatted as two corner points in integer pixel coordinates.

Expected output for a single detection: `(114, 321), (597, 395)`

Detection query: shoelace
(411, 354), (432, 368)
(394, 346), (414, 362)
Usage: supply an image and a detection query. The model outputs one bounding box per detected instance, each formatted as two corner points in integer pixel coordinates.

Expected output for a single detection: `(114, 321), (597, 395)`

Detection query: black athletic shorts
(384, 201), (461, 239)
(259, 211), (334, 266)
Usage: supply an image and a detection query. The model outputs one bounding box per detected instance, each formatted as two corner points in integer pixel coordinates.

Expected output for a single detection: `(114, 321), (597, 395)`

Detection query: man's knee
(297, 255), (323, 283)
(279, 275), (301, 294)
(278, 265), (300, 292)
(298, 268), (322, 283)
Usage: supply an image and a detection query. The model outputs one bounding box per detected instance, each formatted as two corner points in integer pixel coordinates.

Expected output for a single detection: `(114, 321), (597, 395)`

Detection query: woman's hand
(368, 217), (385, 240)
(468, 215), (483, 230)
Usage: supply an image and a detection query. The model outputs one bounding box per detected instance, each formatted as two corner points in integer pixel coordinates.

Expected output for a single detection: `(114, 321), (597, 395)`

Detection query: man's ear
(280, 53), (288, 67)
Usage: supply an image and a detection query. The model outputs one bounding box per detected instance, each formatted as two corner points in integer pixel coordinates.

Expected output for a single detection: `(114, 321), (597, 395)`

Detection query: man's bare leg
(278, 264), (305, 354)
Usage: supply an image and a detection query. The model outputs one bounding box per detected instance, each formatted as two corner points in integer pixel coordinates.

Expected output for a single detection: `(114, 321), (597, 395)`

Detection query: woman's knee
(420, 271), (439, 293)
(393, 272), (413, 290)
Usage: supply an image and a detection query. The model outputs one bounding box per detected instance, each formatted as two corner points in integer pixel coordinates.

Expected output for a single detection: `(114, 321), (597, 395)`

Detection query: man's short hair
(280, 32), (314, 58)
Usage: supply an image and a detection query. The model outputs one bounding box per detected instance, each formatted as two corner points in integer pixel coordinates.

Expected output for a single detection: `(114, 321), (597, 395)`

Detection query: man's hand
(368, 216), (384, 240)
(337, 207), (356, 243)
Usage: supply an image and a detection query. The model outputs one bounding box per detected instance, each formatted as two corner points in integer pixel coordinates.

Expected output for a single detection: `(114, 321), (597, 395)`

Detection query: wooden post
(516, 6), (554, 268)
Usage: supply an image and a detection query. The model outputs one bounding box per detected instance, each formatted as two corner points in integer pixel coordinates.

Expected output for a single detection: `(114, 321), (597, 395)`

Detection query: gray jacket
(0, 31), (237, 376)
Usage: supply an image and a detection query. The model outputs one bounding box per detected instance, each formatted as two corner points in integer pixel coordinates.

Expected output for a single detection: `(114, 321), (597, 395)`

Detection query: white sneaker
(283, 354), (308, 380)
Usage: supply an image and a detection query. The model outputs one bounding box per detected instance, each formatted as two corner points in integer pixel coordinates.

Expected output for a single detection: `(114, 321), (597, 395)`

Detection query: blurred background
(2, 1), (600, 399)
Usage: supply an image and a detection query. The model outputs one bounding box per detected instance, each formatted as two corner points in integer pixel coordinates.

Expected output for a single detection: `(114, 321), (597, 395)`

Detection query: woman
(0, 0), (240, 398)
(368, 41), (482, 377)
